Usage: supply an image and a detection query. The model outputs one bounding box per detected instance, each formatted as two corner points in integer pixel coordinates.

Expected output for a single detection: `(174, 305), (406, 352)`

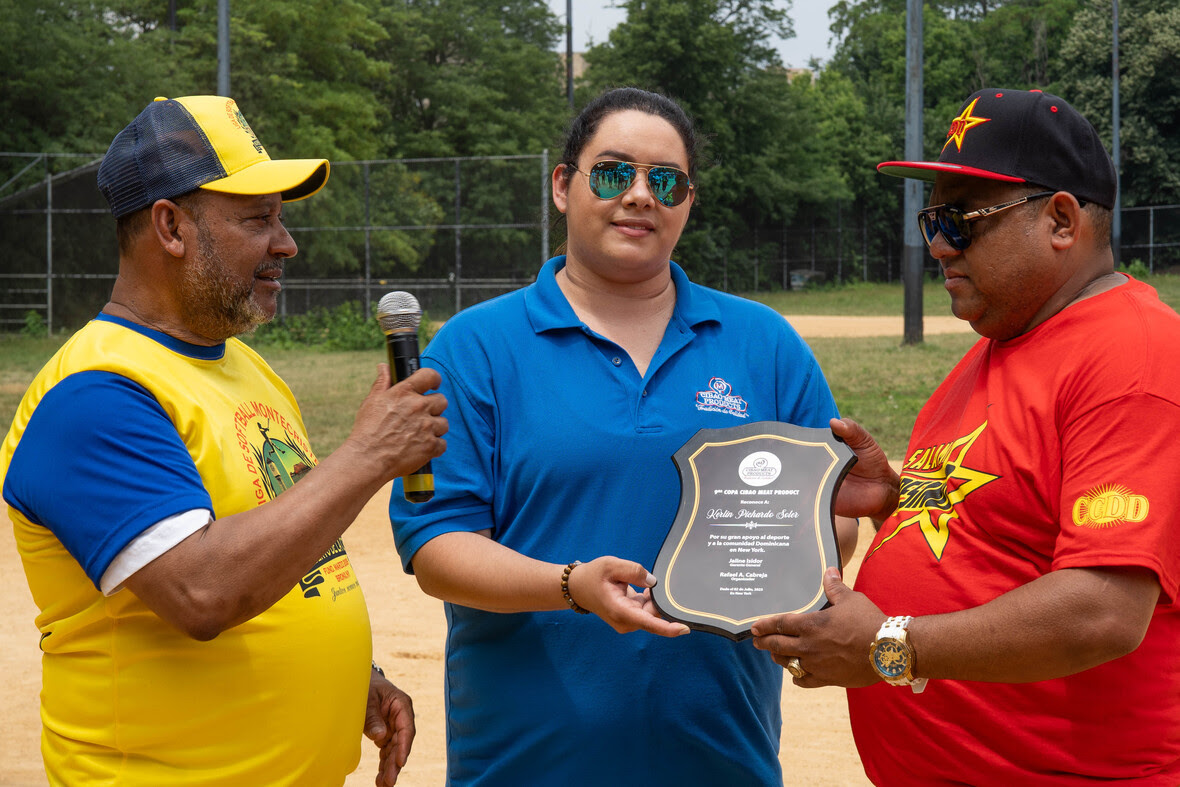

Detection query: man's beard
(181, 221), (277, 341)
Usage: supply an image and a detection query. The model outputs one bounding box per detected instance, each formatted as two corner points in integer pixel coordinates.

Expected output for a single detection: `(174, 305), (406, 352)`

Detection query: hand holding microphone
(376, 291), (438, 503)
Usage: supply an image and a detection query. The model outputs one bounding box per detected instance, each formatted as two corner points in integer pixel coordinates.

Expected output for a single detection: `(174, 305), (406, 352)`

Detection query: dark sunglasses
(917, 190), (1057, 250)
(570, 159), (694, 208)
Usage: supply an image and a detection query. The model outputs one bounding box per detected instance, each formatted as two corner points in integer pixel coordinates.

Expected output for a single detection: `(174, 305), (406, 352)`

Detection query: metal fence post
(363, 161), (372, 318)
(45, 157), (53, 334)
(454, 159), (462, 314)
(541, 149), (549, 264)
(836, 200), (843, 283)
(862, 203), (868, 281)
(902, 0), (925, 345)
(753, 225), (759, 292)
(781, 218), (788, 289)
(810, 220), (816, 271)
(1149, 206), (1155, 273)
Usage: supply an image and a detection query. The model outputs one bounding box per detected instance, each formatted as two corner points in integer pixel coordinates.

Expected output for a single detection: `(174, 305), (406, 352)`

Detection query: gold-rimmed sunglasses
(918, 191), (1057, 250)
(569, 159), (694, 208)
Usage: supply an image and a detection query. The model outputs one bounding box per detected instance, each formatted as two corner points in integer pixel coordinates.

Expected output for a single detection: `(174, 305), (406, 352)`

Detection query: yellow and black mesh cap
(97, 95), (329, 219)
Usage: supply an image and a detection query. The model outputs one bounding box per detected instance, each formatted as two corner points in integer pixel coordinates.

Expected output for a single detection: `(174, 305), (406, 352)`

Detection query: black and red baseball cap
(878, 88), (1117, 209)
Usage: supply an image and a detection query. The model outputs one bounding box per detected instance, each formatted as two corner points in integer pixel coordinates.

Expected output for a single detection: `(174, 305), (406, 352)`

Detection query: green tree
(825, 0), (1081, 162)
(971, 0), (1081, 88)
(0, 1), (171, 158)
(1057, 0), (1180, 206)
(366, 0), (567, 158)
(819, 0), (1087, 280)
(354, 1), (568, 278)
(167, 0), (390, 161)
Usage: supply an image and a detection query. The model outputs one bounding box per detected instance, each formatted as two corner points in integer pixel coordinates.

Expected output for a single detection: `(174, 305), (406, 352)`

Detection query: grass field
(2, 275), (1175, 460)
(749, 271), (1180, 315)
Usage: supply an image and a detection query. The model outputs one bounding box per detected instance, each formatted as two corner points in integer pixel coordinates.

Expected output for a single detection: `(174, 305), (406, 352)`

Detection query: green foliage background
(3, 0), (1179, 328)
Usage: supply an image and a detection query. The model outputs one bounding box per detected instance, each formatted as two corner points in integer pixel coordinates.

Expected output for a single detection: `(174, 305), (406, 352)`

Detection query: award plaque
(651, 421), (857, 641)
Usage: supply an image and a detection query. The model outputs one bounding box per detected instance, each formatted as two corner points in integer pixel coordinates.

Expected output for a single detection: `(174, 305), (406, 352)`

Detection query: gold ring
(786, 657), (807, 679)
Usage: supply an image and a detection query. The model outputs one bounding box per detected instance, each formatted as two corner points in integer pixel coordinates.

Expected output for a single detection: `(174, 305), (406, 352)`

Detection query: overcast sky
(545, 2), (838, 69)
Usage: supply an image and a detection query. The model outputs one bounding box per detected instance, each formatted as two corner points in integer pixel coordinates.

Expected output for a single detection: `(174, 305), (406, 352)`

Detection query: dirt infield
(784, 314), (972, 338)
(0, 495), (881, 787)
(0, 315), (972, 786)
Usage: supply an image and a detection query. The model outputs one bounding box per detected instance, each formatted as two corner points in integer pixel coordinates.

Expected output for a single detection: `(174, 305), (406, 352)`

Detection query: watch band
(871, 616), (928, 694)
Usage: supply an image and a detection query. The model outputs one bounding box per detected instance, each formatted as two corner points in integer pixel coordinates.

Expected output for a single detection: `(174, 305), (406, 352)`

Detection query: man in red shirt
(753, 89), (1180, 785)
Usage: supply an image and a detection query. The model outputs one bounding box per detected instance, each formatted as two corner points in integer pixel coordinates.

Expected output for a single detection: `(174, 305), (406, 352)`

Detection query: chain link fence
(3, 150), (1178, 333)
(1, 152), (554, 332)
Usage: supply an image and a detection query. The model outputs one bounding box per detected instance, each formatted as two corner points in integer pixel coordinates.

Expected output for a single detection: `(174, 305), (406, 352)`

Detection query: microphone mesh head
(376, 291), (422, 334)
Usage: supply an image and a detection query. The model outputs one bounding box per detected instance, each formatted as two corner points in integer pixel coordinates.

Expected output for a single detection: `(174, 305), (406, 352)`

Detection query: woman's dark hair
(559, 87), (701, 184)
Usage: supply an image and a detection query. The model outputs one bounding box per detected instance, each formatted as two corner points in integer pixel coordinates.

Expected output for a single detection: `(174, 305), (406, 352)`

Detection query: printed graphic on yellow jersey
(943, 97), (991, 153)
(1072, 483), (1149, 529)
(867, 422), (998, 561)
(233, 399), (356, 600)
(254, 423), (313, 498)
(233, 400), (316, 504)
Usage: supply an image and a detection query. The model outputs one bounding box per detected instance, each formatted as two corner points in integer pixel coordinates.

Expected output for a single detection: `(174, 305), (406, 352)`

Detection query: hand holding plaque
(651, 422), (856, 640)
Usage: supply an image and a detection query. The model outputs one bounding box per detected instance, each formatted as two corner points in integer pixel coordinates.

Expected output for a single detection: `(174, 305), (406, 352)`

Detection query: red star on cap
(943, 97), (990, 153)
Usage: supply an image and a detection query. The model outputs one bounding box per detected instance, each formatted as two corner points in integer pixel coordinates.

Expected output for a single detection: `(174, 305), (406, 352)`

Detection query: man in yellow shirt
(1, 95), (448, 786)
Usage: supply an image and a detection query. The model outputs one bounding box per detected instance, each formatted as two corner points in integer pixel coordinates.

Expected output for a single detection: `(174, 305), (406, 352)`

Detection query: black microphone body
(376, 292), (434, 503)
(386, 332), (422, 382)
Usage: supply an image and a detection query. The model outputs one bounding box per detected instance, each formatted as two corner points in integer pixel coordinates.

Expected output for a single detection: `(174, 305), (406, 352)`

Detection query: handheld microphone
(376, 291), (434, 503)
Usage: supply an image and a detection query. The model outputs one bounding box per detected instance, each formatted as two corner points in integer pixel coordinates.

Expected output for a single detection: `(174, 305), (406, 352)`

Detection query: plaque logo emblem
(739, 451), (781, 487)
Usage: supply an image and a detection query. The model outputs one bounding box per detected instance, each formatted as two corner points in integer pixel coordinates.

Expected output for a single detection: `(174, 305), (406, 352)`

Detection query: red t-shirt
(850, 277), (1180, 785)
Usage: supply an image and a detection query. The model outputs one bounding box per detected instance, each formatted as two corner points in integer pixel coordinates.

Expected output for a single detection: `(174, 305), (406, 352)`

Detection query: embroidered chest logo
(695, 377), (749, 419)
(867, 421), (998, 562)
(1072, 484), (1149, 528)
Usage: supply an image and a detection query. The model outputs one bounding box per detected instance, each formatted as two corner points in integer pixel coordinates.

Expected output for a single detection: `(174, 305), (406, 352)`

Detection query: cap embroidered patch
(942, 97), (991, 153)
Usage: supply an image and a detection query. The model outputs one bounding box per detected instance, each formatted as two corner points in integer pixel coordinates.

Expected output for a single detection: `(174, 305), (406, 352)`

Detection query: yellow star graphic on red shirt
(866, 422), (999, 561)
(942, 97), (991, 153)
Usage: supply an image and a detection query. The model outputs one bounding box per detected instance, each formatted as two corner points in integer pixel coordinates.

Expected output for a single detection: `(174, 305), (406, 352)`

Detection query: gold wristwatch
(869, 616), (928, 693)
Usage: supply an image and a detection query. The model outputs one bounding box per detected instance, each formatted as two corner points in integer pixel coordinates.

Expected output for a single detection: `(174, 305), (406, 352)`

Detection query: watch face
(872, 640), (910, 680)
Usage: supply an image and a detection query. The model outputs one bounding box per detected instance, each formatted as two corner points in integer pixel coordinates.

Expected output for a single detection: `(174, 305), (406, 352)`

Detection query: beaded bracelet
(561, 561), (590, 614)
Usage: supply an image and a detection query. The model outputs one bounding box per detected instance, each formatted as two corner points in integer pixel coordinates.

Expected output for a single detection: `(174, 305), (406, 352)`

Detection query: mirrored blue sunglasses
(571, 159), (693, 208)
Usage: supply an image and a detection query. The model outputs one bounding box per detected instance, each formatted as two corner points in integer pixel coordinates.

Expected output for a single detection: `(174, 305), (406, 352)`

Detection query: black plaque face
(651, 422), (857, 640)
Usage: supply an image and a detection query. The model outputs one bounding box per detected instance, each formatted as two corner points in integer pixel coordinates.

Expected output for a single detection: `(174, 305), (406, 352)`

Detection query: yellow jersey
(2, 315), (372, 786)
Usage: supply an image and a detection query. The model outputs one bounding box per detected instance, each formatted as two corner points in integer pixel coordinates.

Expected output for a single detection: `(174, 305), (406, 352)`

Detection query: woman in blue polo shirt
(389, 87), (856, 786)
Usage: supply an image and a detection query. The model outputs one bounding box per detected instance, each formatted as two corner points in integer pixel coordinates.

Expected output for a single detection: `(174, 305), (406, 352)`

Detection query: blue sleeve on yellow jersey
(3, 371), (214, 587)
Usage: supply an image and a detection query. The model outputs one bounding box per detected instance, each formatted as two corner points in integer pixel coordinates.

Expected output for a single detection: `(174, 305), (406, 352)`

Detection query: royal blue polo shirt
(390, 256), (840, 787)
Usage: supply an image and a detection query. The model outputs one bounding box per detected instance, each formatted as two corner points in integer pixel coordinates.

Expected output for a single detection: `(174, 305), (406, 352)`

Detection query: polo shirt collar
(525, 255), (721, 334)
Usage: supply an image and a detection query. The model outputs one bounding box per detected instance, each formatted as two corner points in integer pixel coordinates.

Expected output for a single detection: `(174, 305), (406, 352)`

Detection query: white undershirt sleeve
(99, 508), (214, 595)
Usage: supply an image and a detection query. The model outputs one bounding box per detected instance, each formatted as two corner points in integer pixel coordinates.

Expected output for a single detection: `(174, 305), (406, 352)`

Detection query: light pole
(1112, 0), (1121, 266)
(902, 0), (924, 344)
(218, 0), (230, 96)
(566, 0), (574, 109)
